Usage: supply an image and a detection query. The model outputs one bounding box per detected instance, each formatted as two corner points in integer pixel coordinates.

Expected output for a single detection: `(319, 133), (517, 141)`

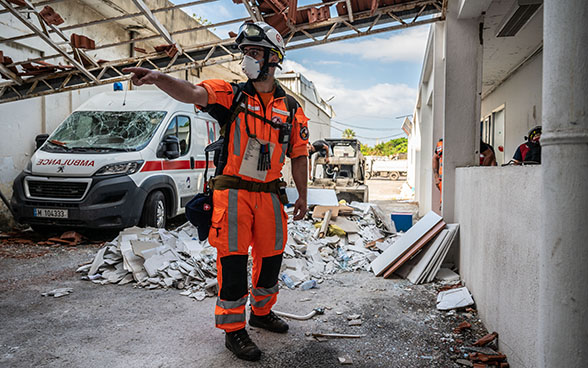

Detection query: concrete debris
(79, 225), (217, 301)
(338, 355), (353, 365)
(436, 287), (475, 311)
(42, 287), (73, 298)
(80, 202), (401, 299)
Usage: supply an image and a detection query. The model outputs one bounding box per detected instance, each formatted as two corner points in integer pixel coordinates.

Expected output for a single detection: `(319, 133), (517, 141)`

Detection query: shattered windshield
(43, 111), (167, 152)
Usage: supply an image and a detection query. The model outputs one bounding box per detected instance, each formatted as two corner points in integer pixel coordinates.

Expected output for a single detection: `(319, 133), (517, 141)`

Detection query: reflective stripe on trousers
(215, 295), (247, 332)
(250, 283), (279, 310)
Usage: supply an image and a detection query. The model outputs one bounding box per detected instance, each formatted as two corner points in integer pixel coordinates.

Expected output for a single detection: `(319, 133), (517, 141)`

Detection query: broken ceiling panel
(0, 0), (445, 103)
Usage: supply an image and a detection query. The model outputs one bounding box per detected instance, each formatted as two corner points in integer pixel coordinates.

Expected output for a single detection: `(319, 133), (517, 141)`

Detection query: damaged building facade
(406, 0), (587, 367)
(0, 0), (333, 228)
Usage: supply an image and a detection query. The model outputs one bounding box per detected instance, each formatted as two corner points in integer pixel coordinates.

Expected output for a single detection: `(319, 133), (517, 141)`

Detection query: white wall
(456, 166), (541, 368)
(481, 52), (543, 163)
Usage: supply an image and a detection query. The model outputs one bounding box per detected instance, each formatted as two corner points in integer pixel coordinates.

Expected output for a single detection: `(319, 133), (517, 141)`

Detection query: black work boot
(225, 328), (261, 361)
(249, 310), (289, 333)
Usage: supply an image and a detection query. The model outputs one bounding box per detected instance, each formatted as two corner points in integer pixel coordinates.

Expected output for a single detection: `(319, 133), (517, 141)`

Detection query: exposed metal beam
(131, 0), (183, 54)
(0, 0), (445, 102)
(286, 15), (442, 50)
(0, 0), (219, 45)
(8, 16), (249, 67)
(0, 0), (98, 83)
(345, 0), (354, 22)
(241, 0), (263, 22)
(0, 0), (62, 15)
(0, 63), (24, 85)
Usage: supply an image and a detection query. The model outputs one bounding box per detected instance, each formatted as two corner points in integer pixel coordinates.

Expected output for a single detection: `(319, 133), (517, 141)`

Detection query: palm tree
(342, 128), (356, 139)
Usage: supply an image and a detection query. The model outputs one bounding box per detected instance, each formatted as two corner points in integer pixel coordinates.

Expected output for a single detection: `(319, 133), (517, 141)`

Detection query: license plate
(34, 208), (68, 218)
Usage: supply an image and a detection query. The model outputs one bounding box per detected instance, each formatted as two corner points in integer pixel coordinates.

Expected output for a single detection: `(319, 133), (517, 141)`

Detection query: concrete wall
(481, 52), (543, 163)
(456, 165), (541, 368)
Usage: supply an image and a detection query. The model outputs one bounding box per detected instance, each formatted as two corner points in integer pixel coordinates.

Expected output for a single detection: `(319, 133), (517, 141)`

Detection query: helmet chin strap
(250, 48), (281, 81)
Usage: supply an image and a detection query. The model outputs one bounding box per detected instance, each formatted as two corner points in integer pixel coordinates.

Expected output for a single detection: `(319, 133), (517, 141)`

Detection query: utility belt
(209, 175), (289, 205)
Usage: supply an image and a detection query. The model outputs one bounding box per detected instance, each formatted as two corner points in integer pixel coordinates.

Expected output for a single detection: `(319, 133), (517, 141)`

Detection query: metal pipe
(273, 307), (325, 320)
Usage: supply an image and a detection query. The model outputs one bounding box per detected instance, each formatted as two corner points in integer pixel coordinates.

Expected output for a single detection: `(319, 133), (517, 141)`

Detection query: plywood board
(383, 220), (446, 278)
(426, 224), (459, 283)
(370, 211), (443, 276)
(395, 229), (449, 283)
(312, 205), (339, 219)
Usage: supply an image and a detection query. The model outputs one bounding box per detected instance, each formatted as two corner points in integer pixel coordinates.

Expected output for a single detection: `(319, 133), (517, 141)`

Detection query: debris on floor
(436, 286), (475, 311)
(42, 287), (73, 298)
(77, 224), (218, 299)
(395, 224), (460, 284)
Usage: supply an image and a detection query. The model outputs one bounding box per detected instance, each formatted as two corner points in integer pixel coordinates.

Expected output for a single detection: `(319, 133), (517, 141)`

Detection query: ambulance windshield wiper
(46, 140), (72, 151)
(70, 146), (133, 152)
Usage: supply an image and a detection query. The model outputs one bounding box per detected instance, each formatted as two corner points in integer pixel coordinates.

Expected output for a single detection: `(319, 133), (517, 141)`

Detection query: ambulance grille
(27, 181), (88, 199)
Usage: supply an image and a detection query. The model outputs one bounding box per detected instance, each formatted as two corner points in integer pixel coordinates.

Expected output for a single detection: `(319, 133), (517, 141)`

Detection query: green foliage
(361, 137), (408, 157)
(192, 13), (214, 29)
(342, 128), (356, 139)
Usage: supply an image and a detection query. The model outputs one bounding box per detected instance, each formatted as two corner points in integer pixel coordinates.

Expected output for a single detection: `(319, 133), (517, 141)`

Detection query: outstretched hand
(293, 197), (307, 221)
(122, 67), (159, 86)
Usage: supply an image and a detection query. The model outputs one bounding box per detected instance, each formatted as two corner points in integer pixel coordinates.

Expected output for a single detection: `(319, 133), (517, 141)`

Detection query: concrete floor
(0, 181), (490, 367)
(0, 243), (488, 368)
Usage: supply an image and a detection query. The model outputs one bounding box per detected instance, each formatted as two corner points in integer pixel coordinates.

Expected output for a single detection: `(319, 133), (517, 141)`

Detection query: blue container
(391, 212), (413, 232)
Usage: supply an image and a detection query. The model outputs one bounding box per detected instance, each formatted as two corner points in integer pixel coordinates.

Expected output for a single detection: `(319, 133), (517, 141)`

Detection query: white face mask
(242, 55), (262, 80)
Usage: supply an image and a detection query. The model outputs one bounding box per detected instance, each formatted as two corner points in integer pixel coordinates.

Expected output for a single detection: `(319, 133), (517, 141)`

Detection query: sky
(174, 0), (430, 146)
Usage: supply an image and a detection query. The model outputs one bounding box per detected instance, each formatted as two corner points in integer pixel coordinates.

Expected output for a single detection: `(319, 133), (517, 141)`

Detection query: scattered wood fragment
(473, 332), (498, 347)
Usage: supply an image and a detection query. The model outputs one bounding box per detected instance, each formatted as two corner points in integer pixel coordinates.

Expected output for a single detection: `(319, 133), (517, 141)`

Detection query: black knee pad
(257, 254), (283, 288)
(219, 255), (248, 300)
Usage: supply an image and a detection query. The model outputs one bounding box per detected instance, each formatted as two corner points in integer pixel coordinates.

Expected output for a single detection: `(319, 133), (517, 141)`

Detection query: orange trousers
(208, 188), (288, 332)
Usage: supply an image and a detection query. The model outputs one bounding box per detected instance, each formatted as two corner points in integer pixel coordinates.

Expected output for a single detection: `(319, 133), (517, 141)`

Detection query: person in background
(307, 139), (330, 179)
(480, 139), (497, 166)
(432, 138), (443, 203)
(513, 126), (541, 164)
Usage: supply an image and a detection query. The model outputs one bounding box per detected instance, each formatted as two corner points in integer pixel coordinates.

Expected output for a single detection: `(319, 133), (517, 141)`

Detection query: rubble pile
(78, 201), (399, 299)
(77, 224), (219, 301)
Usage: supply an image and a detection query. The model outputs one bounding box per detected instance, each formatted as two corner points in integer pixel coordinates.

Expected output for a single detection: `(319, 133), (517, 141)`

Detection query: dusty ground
(0, 180), (492, 367)
(0, 241), (489, 368)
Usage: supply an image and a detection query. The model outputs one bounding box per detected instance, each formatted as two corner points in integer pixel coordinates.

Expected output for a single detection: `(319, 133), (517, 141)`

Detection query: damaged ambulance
(11, 90), (219, 232)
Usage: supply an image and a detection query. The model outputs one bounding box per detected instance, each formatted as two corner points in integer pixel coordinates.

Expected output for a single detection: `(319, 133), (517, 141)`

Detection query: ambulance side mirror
(35, 134), (49, 151)
(157, 135), (180, 159)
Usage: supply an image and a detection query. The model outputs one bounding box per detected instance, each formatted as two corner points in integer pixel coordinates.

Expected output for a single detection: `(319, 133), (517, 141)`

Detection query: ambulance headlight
(24, 160), (32, 174)
(94, 160), (144, 176)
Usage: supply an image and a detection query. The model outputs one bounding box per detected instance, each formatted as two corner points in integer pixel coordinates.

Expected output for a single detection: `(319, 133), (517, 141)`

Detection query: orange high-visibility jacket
(197, 79), (309, 181)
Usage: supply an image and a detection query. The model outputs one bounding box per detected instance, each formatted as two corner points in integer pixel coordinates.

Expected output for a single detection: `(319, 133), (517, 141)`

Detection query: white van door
(193, 116), (219, 190)
(161, 114), (199, 211)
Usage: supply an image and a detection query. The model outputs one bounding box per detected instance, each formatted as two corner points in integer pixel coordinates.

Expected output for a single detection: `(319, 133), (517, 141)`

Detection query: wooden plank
(395, 229), (448, 283)
(383, 220), (446, 278)
(370, 211), (443, 276)
(318, 210), (332, 238)
(312, 205), (339, 219)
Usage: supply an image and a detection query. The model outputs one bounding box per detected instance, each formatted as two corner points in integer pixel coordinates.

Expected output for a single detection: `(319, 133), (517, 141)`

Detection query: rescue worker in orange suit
(432, 138), (443, 203)
(123, 22), (309, 362)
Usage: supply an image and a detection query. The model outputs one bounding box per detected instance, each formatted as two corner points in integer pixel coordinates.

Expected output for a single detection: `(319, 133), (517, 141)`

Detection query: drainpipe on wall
(539, 0), (588, 366)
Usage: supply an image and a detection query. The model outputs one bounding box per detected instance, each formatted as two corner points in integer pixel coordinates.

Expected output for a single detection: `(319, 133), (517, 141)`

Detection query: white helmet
(236, 22), (285, 61)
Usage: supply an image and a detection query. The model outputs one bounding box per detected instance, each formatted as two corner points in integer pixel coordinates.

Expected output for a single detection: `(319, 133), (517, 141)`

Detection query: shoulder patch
(299, 125), (309, 141)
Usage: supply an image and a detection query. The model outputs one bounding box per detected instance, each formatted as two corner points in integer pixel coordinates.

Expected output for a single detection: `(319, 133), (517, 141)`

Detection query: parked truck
(309, 138), (368, 202)
(365, 156), (408, 180)
(11, 90), (219, 232)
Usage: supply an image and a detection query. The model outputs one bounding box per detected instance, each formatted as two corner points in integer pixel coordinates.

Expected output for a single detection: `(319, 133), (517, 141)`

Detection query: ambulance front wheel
(140, 190), (167, 228)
